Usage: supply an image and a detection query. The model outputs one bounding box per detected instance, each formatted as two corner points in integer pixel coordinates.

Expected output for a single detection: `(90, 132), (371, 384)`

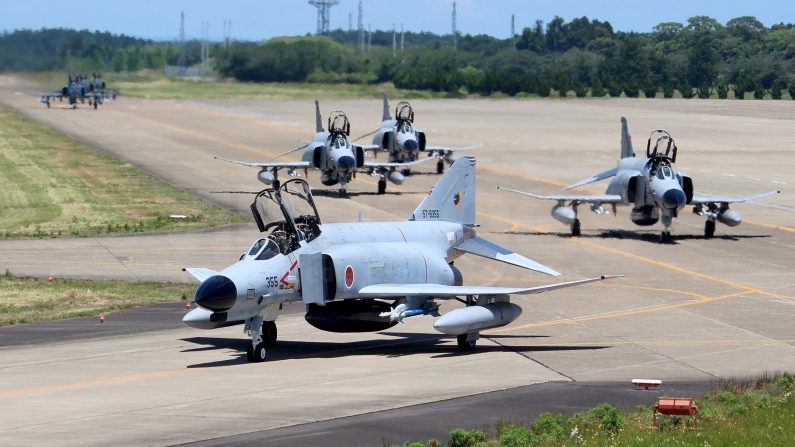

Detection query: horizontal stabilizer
(455, 236), (560, 276)
(691, 190), (780, 205)
(182, 268), (218, 282)
(495, 186), (622, 204)
(426, 143), (486, 152)
(362, 157), (433, 168)
(564, 167), (618, 190)
(358, 275), (623, 298)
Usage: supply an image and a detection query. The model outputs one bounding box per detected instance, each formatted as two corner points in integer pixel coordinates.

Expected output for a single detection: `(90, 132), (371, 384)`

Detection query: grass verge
(17, 71), (466, 101)
(0, 104), (246, 239)
(0, 270), (194, 326)
(395, 372), (795, 447)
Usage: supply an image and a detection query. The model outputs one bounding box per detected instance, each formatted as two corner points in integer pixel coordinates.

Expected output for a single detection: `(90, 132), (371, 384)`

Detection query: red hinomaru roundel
(344, 265), (354, 288)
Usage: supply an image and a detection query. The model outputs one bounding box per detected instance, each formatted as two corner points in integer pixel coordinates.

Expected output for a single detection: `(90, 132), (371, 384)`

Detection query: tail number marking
(422, 209), (440, 219)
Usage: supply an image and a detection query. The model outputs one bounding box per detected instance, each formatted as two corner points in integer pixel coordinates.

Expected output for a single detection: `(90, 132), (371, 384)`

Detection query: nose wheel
(704, 219), (716, 239)
(660, 230), (672, 243)
(436, 160), (445, 174)
(246, 316), (278, 363)
(377, 178), (387, 195)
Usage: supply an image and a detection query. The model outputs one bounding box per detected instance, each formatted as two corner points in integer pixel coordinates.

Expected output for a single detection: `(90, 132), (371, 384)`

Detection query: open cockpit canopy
(250, 179), (322, 254)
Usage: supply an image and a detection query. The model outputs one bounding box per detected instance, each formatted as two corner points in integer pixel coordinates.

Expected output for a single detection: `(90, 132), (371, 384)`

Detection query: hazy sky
(2, 0), (794, 41)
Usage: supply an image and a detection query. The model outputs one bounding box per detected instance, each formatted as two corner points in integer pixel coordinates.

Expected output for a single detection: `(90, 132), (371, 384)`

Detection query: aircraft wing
(362, 157), (433, 169)
(215, 156), (311, 169)
(563, 167), (618, 190)
(454, 236), (560, 276)
(690, 190), (780, 205)
(359, 144), (381, 151)
(426, 143), (485, 152)
(495, 186), (623, 203)
(358, 275), (623, 298)
(182, 268), (219, 282)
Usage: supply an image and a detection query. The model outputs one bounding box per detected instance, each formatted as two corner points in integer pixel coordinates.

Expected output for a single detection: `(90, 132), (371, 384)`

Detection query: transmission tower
(393, 23), (396, 57)
(308, 0), (340, 34)
(349, 14), (353, 31)
(401, 23), (404, 51)
(178, 11), (186, 73)
(223, 20), (232, 47)
(201, 22), (209, 76)
(452, 1), (457, 50)
(358, 1), (364, 52)
(511, 14), (515, 51)
(368, 24), (372, 56)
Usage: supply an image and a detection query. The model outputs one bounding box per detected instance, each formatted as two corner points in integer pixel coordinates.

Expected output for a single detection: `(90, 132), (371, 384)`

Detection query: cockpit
(334, 136), (348, 149)
(656, 165), (674, 180)
(401, 123), (413, 133)
(249, 179), (322, 256)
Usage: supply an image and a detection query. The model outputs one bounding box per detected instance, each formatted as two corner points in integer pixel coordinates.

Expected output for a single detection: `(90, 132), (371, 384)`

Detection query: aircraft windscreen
(253, 189), (286, 227)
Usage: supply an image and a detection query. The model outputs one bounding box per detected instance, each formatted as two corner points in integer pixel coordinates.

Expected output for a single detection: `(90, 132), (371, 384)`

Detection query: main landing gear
(457, 333), (478, 351)
(246, 317), (278, 363)
(570, 219), (581, 236)
(436, 159), (444, 174)
(704, 219), (716, 239)
(377, 177), (387, 195)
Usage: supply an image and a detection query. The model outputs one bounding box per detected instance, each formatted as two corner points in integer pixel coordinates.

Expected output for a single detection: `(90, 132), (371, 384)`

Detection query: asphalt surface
(0, 76), (793, 446)
(183, 381), (714, 447)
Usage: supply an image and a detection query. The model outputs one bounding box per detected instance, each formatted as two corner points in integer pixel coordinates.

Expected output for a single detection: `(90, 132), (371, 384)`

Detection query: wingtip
(600, 275), (625, 280)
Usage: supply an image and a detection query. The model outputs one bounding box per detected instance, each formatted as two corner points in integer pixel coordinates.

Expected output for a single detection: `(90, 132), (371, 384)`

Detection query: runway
(0, 75), (794, 446)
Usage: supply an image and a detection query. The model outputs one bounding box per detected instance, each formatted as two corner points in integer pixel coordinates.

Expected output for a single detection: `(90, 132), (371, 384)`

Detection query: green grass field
(20, 71), (460, 100)
(399, 373), (795, 447)
(0, 105), (245, 239)
(0, 270), (194, 326)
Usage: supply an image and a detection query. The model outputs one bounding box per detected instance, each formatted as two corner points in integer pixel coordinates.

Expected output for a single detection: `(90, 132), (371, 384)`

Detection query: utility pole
(511, 14), (515, 51)
(368, 24), (372, 56)
(358, 1), (364, 52)
(178, 11), (186, 75)
(452, 1), (457, 50)
(401, 23), (404, 51)
(393, 23), (396, 57)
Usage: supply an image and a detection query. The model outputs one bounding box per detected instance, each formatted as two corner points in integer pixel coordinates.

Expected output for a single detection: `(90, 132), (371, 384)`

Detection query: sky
(1, 0), (794, 42)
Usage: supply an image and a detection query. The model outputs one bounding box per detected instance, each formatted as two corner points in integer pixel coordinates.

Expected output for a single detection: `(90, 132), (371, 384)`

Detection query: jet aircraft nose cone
(662, 188), (687, 209)
(402, 139), (419, 151)
(194, 275), (237, 312)
(337, 155), (356, 169)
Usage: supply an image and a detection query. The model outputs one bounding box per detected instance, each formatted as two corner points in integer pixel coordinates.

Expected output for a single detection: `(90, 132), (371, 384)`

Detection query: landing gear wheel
(246, 344), (255, 362)
(660, 232), (672, 243)
(570, 219), (581, 236)
(704, 220), (715, 239)
(263, 321), (278, 347)
(436, 160), (444, 174)
(402, 168), (411, 176)
(250, 342), (267, 362)
(93, 101), (97, 109)
(46, 102), (50, 108)
(377, 179), (386, 195)
(272, 180), (280, 191)
(457, 334), (476, 351)
(338, 188), (347, 198)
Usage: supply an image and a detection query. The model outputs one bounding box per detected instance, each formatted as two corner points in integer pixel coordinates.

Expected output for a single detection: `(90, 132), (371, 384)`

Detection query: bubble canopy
(250, 179), (322, 254)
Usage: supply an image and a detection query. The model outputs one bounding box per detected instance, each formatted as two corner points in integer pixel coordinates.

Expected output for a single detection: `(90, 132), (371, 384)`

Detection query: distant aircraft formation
(40, 72), (119, 109)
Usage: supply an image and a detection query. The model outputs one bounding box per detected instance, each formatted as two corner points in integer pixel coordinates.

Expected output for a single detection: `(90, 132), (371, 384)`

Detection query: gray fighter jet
(40, 74), (105, 109)
(358, 94), (483, 175)
(216, 101), (429, 197)
(497, 118), (779, 243)
(183, 156), (620, 362)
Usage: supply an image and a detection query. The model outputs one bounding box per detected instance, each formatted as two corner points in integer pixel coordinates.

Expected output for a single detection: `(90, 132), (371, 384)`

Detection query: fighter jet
(40, 74), (105, 109)
(82, 71), (120, 100)
(358, 94), (483, 175)
(182, 156), (621, 362)
(496, 118), (780, 243)
(216, 101), (430, 197)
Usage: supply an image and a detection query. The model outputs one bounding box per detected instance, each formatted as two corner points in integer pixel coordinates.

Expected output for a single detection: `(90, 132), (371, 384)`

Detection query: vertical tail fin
(620, 117), (635, 158)
(410, 156), (476, 225)
(382, 93), (392, 121)
(315, 100), (324, 133)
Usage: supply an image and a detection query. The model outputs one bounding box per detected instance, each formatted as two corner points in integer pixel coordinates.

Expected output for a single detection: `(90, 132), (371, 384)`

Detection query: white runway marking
(747, 177), (760, 181)
(722, 173), (735, 177)
(773, 180), (787, 185)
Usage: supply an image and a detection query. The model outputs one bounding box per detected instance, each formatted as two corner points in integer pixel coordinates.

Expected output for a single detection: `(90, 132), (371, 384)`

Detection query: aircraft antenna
(452, 1), (457, 50)
(308, 0), (340, 35)
(178, 11), (186, 75)
(358, 1), (364, 52)
(511, 14), (516, 51)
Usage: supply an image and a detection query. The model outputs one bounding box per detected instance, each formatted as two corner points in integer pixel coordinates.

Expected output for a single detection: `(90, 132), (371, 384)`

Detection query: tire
(263, 321), (277, 347)
(571, 219), (581, 236)
(402, 168), (411, 176)
(252, 342), (267, 362)
(246, 344), (255, 362)
(272, 180), (280, 191)
(436, 160), (444, 174)
(93, 101), (97, 109)
(457, 334), (476, 351)
(377, 180), (386, 195)
(705, 220), (715, 239)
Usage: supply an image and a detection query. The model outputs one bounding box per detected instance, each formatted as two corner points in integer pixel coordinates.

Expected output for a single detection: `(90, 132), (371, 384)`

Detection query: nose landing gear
(246, 316), (278, 362)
